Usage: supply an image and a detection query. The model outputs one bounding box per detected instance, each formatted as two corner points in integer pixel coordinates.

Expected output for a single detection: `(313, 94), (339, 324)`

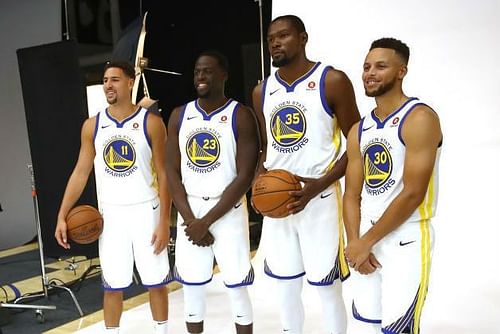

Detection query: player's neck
(277, 58), (315, 85)
(374, 92), (409, 120)
(107, 102), (137, 121)
(197, 95), (228, 115)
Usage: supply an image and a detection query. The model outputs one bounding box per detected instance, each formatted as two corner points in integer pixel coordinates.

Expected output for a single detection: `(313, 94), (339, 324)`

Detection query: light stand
(255, 0), (265, 83)
(0, 164), (84, 323)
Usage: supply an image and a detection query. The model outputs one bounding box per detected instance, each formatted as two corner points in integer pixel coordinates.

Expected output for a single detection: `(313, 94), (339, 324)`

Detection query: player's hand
(183, 218), (210, 244)
(55, 218), (70, 249)
(151, 222), (170, 255)
(193, 231), (215, 247)
(356, 253), (381, 275)
(287, 175), (321, 214)
(345, 238), (373, 271)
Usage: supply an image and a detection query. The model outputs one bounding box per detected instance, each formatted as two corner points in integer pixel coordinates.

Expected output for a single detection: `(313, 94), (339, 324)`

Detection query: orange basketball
(251, 169), (302, 218)
(66, 205), (103, 244)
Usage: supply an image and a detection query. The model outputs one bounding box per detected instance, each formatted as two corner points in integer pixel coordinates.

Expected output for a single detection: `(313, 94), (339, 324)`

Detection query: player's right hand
(357, 253), (381, 275)
(194, 231), (215, 247)
(55, 218), (71, 249)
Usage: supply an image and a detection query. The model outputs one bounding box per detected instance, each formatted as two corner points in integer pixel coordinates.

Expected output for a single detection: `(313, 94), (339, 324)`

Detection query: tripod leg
(49, 283), (84, 316)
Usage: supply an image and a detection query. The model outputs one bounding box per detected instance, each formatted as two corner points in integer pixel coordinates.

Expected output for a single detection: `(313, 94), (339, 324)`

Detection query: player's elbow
(401, 186), (427, 209)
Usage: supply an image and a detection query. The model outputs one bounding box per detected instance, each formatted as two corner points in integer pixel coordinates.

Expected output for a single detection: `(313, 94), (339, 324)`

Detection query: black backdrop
(90, 0), (272, 123)
(17, 41), (98, 258)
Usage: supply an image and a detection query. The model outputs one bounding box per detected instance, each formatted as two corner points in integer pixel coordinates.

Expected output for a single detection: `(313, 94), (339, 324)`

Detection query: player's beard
(272, 55), (290, 68)
(106, 96), (118, 105)
(365, 77), (397, 97)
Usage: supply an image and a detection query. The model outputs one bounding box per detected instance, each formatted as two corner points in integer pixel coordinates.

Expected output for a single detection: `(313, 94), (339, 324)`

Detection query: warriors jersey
(93, 107), (158, 205)
(178, 99), (239, 198)
(358, 98), (441, 223)
(261, 62), (342, 177)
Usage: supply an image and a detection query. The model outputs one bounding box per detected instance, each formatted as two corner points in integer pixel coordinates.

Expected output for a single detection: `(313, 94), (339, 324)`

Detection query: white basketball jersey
(358, 98), (441, 223)
(261, 62), (342, 178)
(178, 99), (239, 198)
(93, 107), (158, 205)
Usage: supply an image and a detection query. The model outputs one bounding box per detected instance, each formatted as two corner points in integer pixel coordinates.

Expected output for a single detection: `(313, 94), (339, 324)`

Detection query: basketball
(251, 169), (302, 218)
(66, 205), (103, 244)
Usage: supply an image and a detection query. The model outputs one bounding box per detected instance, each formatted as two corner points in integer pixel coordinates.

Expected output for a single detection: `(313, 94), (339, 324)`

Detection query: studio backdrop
(17, 40), (98, 258)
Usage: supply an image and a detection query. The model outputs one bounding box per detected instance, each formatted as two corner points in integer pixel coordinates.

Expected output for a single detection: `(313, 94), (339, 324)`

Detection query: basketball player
(252, 15), (360, 334)
(343, 38), (442, 334)
(55, 61), (171, 334)
(166, 50), (258, 334)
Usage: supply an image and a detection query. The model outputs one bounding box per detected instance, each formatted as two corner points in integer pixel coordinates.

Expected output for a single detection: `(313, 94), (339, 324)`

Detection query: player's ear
(398, 64), (408, 80)
(300, 31), (308, 45)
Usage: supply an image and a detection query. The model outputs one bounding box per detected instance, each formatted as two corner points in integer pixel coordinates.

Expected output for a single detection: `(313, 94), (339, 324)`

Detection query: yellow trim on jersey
(413, 219), (432, 334)
(418, 170), (435, 220)
(335, 181), (350, 280)
(326, 118), (342, 172)
(150, 158), (159, 192)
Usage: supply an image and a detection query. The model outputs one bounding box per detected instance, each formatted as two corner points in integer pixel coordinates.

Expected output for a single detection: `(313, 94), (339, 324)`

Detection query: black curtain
(17, 40), (98, 258)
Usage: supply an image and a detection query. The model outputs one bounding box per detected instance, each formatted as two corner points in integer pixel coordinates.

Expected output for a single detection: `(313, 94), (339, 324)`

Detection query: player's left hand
(356, 253), (382, 275)
(183, 218), (210, 244)
(151, 223), (170, 255)
(287, 175), (322, 214)
(345, 238), (373, 271)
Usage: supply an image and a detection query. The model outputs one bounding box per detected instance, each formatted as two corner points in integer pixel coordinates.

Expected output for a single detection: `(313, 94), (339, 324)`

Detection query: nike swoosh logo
(270, 88), (280, 95)
(187, 116), (198, 120)
(236, 315), (244, 318)
(152, 204), (159, 210)
(320, 192), (332, 199)
(188, 313), (196, 317)
(234, 202), (242, 209)
(399, 240), (416, 246)
(362, 125), (374, 131)
(101, 125), (111, 129)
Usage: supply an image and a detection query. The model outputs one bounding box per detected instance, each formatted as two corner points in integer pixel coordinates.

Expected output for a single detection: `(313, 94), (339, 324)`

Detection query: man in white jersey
(252, 15), (360, 334)
(344, 38), (442, 334)
(55, 61), (171, 334)
(166, 50), (258, 334)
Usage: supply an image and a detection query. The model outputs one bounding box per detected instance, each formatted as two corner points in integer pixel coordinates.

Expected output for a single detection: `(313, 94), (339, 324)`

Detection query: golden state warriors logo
(186, 131), (220, 168)
(270, 103), (308, 153)
(103, 138), (136, 172)
(364, 143), (392, 188)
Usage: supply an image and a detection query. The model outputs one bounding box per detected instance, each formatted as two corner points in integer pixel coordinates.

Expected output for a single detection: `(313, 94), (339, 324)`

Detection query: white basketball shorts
(262, 182), (349, 284)
(99, 197), (171, 290)
(351, 219), (434, 334)
(174, 195), (254, 287)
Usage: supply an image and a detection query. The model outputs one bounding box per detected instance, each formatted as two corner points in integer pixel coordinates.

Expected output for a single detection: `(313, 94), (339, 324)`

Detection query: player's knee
(226, 286), (253, 325)
(316, 282), (343, 303)
(183, 285), (207, 323)
(147, 285), (167, 295)
(103, 290), (123, 299)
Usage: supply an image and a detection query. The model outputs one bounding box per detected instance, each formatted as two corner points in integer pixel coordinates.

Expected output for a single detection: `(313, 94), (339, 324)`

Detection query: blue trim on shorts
(102, 282), (133, 291)
(307, 279), (333, 286)
(352, 301), (382, 324)
(176, 277), (213, 286)
(225, 267), (255, 288)
(172, 265), (213, 286)
(264, 259), (306, 280)
(143, 274), (174, 288)
(307, 262), (340, 286)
